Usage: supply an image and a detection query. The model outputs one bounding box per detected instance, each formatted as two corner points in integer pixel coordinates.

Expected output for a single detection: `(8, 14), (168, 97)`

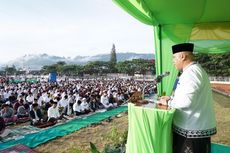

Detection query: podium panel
(126, 103), (175, 153)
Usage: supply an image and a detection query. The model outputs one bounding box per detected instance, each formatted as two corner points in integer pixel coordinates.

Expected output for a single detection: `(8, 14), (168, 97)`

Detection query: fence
(209, 76), (230, 82)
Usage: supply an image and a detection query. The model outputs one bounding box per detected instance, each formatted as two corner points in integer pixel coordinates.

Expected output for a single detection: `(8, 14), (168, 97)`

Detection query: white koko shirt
(47, 106), (60, 119)
(168, 63), (216, 138)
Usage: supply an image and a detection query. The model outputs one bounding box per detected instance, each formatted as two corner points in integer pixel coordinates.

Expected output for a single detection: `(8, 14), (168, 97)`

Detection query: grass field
(35, 91), (230, 153)
(212, 92), (230, 145)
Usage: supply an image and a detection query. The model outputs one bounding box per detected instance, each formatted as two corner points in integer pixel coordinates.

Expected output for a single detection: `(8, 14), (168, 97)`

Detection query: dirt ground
(212, 83), (230, 94)
(35, 91), (230, 153)
(35, 113), (128, 153)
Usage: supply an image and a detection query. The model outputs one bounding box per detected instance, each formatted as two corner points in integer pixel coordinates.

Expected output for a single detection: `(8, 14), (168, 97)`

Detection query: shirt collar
(183, 62), (196, 72)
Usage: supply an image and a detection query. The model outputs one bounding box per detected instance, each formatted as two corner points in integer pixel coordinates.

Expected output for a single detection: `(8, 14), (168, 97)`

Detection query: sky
(0, 0), (154, 63)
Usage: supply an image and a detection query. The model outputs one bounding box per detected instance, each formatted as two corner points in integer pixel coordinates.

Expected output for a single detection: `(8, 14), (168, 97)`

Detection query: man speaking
(158, 43), (217, 153)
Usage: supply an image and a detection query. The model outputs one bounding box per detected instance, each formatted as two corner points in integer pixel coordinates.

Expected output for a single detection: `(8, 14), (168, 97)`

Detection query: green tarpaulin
(113, 0), (230, 96)
(9, 79), (38, 83)
(211, 143), (230, 153)
(0, 106), (128, 150)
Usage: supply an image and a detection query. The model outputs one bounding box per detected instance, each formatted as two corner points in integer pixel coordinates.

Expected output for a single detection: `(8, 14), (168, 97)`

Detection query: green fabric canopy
(113, 0), (230, 95)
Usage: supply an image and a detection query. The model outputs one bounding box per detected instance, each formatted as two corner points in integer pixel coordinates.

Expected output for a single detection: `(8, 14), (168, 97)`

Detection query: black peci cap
(32, 103), (38, 107)
(172, 43), (194, 54)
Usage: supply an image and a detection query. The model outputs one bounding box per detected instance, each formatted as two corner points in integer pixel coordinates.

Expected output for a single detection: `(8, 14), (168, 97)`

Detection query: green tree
(62, 65), (76, 76)
(132, 59), (154, 75)
(116, 61), (135, 75)
(40, 58), (156, 77)
(110, 44), (117, 73)
(55, 61), (66, 75)
(83, 61), (110, 75)
(41, 65), (58, 74)
(116, 59), (155, 76)
(110, 44), (117, 64)
(4, 65), (17, 75)
(56, 61), (66, 65)
(195, 53), (230, 76)
(75, 64), (84, 76)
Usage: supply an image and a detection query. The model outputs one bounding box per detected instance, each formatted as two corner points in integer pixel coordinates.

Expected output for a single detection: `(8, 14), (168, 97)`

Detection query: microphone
(155, 71), (170, 83)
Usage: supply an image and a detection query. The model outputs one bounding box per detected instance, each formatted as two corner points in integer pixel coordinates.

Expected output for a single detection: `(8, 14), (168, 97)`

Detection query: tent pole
(154, 24), (163, 96)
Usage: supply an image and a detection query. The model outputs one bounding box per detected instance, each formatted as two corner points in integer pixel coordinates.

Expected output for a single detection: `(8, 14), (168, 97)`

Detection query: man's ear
(180, 53), (186, 61)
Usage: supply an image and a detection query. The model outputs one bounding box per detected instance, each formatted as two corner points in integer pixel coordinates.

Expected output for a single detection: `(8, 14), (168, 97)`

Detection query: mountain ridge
(1, 52), (154, 70)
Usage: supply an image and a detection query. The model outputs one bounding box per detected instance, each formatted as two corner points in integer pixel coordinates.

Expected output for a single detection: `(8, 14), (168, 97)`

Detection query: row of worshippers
(0, 79), (154, 126)
(0, 93), (118, 126)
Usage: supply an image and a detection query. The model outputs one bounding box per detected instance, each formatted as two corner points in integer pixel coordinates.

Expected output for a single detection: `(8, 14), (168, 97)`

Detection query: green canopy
(113, 0), (230, 95)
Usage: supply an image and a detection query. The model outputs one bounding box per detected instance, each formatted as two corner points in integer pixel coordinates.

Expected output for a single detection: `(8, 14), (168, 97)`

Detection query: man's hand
(158, 96), (170, 106)
(159, 96), (171, 101)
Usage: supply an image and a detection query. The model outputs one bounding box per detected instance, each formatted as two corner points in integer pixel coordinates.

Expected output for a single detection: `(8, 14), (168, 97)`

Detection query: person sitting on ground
(0, 116), (10, 139)
(94, 92), (104, 109)
(13, 100), (21, 114)
(44, 98), (52, 113)
(80, 98), (90, 113)
(26, 92), (34, 105)
(8, 92), (17, 104)
(67, 94), (75, 116)
(59, 95), (68, 115)
(17, 102), (29, 118)
(100, 92), (115, 109)
(109, 93), (118, 107)
(73, 99), (86, 116)
(89, 96), (98, 112)
(0, 103), (17, 123)
(47, 101), (62, 122)
(116, 92), (125, 105)
(29, 103), (43, 126)
(29, 98), (39, 111)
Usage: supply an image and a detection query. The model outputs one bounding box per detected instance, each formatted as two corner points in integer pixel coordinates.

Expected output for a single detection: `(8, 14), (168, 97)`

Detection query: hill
(1, 53), (154, 70)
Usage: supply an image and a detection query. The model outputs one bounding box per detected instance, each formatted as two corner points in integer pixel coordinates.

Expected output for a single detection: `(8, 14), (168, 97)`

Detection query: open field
(212, 92), (230, 145)
(35, 91), (230, 153)
(35, 113), (128, 153)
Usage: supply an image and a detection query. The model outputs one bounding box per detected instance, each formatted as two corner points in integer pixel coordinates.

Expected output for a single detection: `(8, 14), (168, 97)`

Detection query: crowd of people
(0, 77), (154, 137)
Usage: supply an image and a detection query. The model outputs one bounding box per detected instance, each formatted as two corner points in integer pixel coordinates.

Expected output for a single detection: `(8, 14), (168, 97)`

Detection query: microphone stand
(142, 78), (158, 101)
(142, 74), (165, 101)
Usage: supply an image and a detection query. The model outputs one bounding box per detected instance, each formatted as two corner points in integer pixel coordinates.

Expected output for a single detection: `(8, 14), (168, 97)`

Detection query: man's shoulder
(186, 63), (206, 75)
